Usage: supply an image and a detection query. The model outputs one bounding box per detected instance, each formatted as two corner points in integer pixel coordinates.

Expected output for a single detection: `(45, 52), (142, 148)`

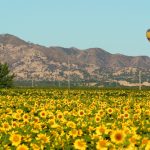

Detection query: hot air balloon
(146, 29), (150, 42)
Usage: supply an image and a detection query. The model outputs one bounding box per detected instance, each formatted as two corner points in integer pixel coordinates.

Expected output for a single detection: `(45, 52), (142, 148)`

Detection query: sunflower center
(18, 147), (26, 150)
(80, 112), (84, 115)
(99, 140), (106, 147)
(13, 135), (20, 142)
(58, 114), (62, 118)
(42, 113), (45, 116)
(115, 133), (122, 141)
(96, 117), (100, 121)
(4, 124), (9, 128)
(78, 141), (84, 147)
(99, 127), (105, 133)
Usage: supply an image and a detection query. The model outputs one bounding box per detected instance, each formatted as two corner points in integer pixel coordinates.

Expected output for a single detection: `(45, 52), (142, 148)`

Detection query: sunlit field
(0, 88), (149, 149)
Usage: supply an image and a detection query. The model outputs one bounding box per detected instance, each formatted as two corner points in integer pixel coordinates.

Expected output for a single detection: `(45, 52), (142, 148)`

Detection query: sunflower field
(0, 88), (149, 150)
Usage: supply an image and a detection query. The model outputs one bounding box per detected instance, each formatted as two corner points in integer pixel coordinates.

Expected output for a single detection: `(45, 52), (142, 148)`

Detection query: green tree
(0, 63), (15, 88)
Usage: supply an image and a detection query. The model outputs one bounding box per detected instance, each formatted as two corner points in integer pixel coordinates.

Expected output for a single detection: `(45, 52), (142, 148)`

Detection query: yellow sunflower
(124, 112), (130, 119)
(141, 138), (149, 145)
(69, 129), (78, 138)
(78, 129), (83, 136)
(145, 141), (150, 150)
(95, 115), (101, 123)
(33, 117), (40, 123)
(39, 110), (47, 118)
(66, 121), (76, 128)
(98, 110), (105, 117)
(11, 121), (18, 128)
(107, 108), (113, 115)
(56, 112), (64, 120)
(36, 133), (49, 144)
(6, 108), (12, 114)
(2, 122), (11, 131)
(16, 144), (29, 150)
(9, 133), (22, 146)
(30, 143), (40, 150)
(96, 125), (108, 135)
(96, 139), (108, 150)
(48, 119), (56, 126)
(78, 110), (85, 116)
(74, 139), (87, 150)
(22, 113), (30, 120)
(110, 130), (125, 145)
(12, 113), (21, 120)
(16, 109), (23, 115)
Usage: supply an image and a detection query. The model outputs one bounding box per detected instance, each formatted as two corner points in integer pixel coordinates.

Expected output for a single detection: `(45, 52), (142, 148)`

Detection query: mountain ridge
(0, 34), (150, 86)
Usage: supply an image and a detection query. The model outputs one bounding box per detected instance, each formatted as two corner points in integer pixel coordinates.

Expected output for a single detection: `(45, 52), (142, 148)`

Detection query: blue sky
(0, 0), (150, 56)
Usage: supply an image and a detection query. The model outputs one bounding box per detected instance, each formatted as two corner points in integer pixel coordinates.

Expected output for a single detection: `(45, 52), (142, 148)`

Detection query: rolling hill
(1, 34), (150, 87)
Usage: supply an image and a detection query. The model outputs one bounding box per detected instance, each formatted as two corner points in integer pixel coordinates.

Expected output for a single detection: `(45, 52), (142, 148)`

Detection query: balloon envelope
(146, 29), (150, 41)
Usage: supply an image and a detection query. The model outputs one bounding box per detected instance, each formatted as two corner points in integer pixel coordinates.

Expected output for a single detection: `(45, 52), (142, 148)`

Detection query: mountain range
(0, 34), (150, 87)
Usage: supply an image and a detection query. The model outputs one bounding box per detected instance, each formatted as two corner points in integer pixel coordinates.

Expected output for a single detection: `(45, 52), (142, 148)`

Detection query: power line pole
(54, 73), (56, 86)
(58, 80), (60, 87)
(86, 51), (90, 87)
(67, 55), (70, 90)
(139, 70), (142, 90)
(32, 79), (34, 87)
(31, 51), (34, 87)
